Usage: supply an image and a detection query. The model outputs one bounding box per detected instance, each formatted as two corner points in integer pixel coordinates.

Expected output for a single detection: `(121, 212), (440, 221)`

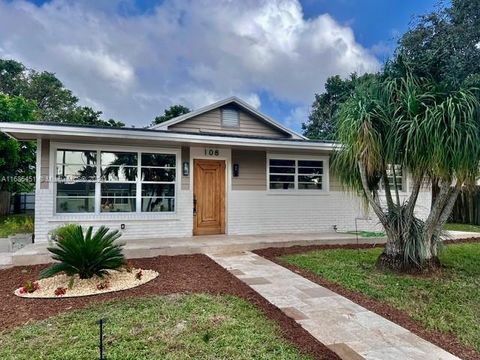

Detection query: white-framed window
(54, 146), (177, 214)
(221, 108), (239, 127)
(56, 149), (97, 213)
(140, 153), (176, 212)
(381, 164), (405, 192)
(267, 155), (328, 191)
(100, 151), (137, 213)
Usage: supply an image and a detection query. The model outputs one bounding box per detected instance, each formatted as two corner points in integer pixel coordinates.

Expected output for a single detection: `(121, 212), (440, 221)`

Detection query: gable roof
(150, 96), (307, 140)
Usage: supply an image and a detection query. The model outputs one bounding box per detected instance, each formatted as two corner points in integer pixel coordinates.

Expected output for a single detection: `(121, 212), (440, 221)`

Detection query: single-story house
(0, 97), (432, 243)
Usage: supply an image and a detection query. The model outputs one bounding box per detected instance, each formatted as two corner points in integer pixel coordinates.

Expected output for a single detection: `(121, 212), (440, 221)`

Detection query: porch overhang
(0, 122), (337, 152)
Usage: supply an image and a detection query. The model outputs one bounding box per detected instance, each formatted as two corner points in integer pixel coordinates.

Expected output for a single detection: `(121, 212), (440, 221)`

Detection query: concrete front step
(11, 232), (386, 266)
(0, 252), (13, 269)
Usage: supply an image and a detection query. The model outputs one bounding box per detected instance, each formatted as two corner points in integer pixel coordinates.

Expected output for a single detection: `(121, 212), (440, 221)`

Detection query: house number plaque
(204, 148), (220, 156)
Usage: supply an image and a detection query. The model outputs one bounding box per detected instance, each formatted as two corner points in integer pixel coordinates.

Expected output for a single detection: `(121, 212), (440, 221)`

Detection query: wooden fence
(449, 187), (480, 225)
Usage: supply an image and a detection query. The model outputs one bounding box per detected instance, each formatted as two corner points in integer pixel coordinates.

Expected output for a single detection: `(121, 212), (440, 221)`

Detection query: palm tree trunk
(357, 161), (387, 224)
(358, 162), (405, 270)
(422, 181), (462, 267)
(376, 222), (408, 271)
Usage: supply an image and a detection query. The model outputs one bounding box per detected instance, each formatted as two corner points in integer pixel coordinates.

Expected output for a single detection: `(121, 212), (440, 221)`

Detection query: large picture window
(56, 150), (96, 213)
(55, 147), (176, 214)
(268, 157), (325, 191)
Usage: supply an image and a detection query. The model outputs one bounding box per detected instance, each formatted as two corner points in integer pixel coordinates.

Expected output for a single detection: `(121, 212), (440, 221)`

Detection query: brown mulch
(0, 254), (339, 360)
(255, 239), (480, 360)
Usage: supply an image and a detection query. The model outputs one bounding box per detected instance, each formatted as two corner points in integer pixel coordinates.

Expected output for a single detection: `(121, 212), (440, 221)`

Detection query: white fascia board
(0, 123), (335, 151)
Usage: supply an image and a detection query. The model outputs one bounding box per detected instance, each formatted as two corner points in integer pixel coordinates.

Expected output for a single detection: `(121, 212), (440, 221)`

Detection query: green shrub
(49, 223), (78, 243)
(40, 225), (125, 279)
(0, 215), (34, 237)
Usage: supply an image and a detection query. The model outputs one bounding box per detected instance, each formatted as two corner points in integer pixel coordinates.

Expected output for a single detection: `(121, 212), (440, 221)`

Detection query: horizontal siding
(169, 108), (287, 138)
(232, 149), (266, 191)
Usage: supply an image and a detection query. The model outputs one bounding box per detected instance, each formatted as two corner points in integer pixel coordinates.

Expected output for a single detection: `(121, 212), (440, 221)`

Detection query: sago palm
(40, 225), (125, 279)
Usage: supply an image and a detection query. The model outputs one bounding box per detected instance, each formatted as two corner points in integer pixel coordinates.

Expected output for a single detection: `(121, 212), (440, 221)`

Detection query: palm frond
(41, 225), (125, 279)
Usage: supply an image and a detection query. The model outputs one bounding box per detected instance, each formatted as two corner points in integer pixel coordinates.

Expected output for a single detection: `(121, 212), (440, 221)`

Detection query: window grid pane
(56, 165), (97, 181)
(101, 166), (138, 182)
(56, 150), (97, 166)
(141, 168), (176, 182)
(101, 152), (137, 166)
(57, 198), (95, 213)
(142, 197), (175, 212)
(100, 183), (137, 213)
(141, 153), (176, 167)
(269, 182), (295, 190)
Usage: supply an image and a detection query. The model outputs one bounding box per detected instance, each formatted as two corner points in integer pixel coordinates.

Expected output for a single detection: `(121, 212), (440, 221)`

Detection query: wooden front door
(193, 159), (226, 235)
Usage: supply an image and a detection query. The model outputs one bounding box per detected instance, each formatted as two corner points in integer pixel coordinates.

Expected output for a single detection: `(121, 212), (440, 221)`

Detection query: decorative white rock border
(14, 268), (159, 298)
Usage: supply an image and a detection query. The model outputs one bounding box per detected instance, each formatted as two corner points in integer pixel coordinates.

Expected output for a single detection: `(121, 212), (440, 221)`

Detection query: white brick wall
(35, 188), (431, 242)
(34, 188), (54, 242)
(34, 189), (193, 242)
(227, 190), (432, 235)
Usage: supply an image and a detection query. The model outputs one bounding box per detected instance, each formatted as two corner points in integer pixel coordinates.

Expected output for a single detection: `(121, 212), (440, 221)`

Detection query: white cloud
(0, 0), (380, 127)
(55, 45), (135, 90)
(285, 105), (310, 130)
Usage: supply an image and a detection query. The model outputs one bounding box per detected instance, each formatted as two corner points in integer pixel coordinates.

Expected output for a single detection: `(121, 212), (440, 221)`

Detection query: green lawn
(280, 243), (480, 353)
(444, 223), (480, 233)
(0, 214), (34, 237)
(0, 294), (312, 360)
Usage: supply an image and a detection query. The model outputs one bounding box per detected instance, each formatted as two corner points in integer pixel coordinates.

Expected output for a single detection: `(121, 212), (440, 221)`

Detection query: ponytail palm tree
(334, 73), (480, 271)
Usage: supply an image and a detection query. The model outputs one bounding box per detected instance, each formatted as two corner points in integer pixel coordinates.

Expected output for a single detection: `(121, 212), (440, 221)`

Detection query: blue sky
(0, 0), (442, 131)
(302, 1), (440, 49)
(264, 0), (440, 126)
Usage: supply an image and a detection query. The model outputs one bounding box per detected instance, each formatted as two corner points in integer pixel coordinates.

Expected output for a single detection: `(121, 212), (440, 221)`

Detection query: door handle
(193, 196), (197, 215)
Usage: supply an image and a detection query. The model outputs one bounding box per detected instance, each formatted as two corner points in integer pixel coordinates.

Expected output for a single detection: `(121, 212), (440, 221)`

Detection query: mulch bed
(0, 254), (339, 360)
(255, 239), (480, 360)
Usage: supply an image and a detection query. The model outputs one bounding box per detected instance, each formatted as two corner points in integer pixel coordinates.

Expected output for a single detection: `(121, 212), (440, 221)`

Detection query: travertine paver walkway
(208, 251), (460, 360)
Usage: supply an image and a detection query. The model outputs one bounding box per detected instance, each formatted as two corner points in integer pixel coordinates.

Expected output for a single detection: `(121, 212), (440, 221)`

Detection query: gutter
(0, 122), (336, 151)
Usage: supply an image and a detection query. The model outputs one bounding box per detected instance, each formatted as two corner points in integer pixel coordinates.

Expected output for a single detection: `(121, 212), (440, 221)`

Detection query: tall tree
(0, 94), (37, 214)
(395, 0), (480, 90)
(64, 107), (124, 127)
(152, 105), (190, 126)
(302, 73), (373, 140)
(22, 71), (78, 122)
(394, 0), (480, 211)
(0, 58), (124, 127)
(334, 73), (480, 272)
(0, 59), (26, 95)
